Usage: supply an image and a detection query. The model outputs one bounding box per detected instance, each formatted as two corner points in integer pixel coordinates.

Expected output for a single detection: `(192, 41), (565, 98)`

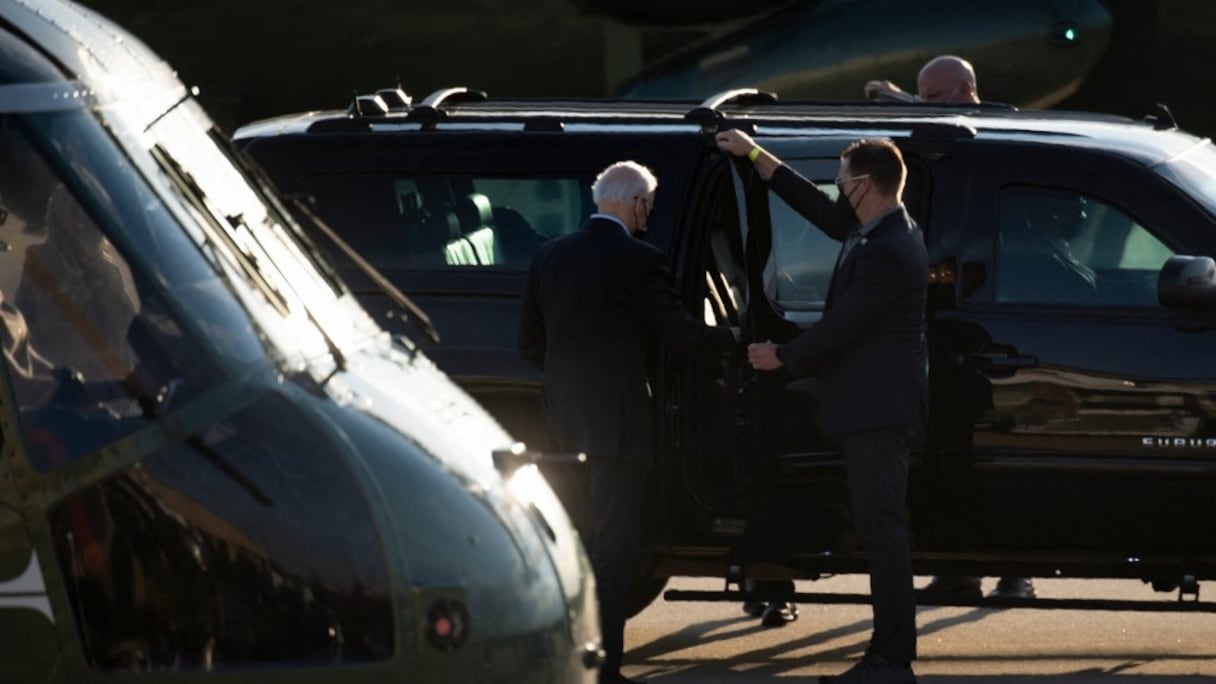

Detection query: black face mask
(835, 188), (859, 225)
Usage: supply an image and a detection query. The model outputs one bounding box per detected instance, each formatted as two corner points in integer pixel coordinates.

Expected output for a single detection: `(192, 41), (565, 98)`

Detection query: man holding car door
(718, 130), (926, 684)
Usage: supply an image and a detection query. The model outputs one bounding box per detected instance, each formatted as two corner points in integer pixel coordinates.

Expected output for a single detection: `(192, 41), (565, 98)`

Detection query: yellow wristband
(747, 146), (762, 162)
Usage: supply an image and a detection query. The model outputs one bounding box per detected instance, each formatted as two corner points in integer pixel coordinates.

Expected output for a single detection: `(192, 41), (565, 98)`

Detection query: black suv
(235, 88), (1216, 613)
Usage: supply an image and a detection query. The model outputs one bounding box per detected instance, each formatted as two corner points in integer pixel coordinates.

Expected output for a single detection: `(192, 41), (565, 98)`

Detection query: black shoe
(760, 601), (799, 627)
(988, 576), (1036, 599)
(742, 600), (766, 618)
(915, 575), (982, 602)
(819, 656), (917, 684)
(742, 578), (794, 618)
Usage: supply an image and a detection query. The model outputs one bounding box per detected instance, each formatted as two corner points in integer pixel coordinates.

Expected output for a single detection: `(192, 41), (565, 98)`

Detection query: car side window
(766, 158), (930, 317)
(994, 186), (1174, 307)
(296, 174), (589, 270)
(702, 178), (746, 327)
(765, 160), (841, 313)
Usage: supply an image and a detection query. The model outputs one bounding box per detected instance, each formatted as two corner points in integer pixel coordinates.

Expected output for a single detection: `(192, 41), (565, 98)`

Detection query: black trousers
(588, 458), (648, 679)
(842, 426), (917, 664)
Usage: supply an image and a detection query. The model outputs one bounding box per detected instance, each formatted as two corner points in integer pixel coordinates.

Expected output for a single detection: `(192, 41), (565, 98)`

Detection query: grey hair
(591, 161), (658, 204)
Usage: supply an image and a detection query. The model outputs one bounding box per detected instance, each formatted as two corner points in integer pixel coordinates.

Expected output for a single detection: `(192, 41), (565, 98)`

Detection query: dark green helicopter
(613, 0), (1112, 106)
(76, 0), (1115, 132)
(0, 1), (598, 682)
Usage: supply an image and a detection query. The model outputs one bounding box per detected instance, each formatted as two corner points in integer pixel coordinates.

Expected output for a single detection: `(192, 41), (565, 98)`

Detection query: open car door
(667, 133), (857, 559)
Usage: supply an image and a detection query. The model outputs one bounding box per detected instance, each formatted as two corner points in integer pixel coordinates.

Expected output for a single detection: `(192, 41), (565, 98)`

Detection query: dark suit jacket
(768, 165), (929, 435)
(518, 217), (735, 465)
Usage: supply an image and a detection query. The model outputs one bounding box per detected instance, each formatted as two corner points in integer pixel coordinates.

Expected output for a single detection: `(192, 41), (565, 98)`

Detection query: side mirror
(1158, 255), (1216, 310)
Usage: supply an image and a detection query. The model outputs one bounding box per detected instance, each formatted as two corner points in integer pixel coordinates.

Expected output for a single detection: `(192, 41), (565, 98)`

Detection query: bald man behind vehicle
(864, 54), (979, 104)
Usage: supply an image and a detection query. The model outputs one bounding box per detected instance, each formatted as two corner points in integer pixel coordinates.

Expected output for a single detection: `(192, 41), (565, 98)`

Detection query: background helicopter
(0, 0), (598, 681)
(75, 0), (1216, 137)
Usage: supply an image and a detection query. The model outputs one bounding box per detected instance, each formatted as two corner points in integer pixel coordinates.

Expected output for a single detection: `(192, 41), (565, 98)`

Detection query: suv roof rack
(685, 88), (778, 125)
(909, 122), (977, 139)
(376, 86), (411, 113)
(348, 92), (389, 118)
(1145, 103), (1178, 131)
(298, 89), (1152, 141)
(406, 87), (489, 127)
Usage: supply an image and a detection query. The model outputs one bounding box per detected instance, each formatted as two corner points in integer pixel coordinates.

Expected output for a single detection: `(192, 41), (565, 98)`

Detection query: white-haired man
(519, 161), (737, 684)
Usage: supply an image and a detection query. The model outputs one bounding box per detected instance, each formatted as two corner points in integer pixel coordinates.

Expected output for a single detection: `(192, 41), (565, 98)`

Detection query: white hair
(591, 161), (657, 204)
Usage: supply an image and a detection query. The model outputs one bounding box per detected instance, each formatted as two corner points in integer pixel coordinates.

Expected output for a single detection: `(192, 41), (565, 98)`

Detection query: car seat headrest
(456, 193), (493, 235)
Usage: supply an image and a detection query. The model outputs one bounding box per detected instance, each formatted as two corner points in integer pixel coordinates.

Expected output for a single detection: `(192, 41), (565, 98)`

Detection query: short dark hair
(841, 138), (905, 196)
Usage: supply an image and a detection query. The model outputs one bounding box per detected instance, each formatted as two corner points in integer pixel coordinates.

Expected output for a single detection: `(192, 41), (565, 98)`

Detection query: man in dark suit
(518, 161), (736, 684)
(717, 131), (927, 684)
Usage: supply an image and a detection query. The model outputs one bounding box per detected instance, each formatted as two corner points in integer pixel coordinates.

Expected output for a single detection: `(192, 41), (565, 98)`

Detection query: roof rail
(909, 122), (977, 139)
(305, 117), (373, 133)
(406, 87), (489, 126)
(897, 122), (976, 156)
(376, 86), (411, 113)
(684, 88), (778, 124)
(1145, 103), (1177, 131)
(523, 117), (564, 132)
(348, 93), (389, 117)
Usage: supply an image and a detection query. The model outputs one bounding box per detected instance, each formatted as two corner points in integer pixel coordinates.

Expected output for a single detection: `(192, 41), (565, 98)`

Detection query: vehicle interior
(294, 173), (591, 272)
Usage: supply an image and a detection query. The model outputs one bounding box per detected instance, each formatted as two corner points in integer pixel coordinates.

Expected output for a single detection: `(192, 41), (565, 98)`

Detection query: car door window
(764, 157), (929, 318)
(765, 160), (842, 315)
(994, 186), (1174, 307)
(296, 174), (589, 270)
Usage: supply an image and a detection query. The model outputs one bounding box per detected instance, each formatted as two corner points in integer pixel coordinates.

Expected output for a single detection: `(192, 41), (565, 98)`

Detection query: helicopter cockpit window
(0, 111), (260, 470)
(50, 393), (393, 671)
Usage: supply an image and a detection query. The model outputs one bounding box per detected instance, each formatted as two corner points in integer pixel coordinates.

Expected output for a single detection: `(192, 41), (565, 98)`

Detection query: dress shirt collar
(859, 204), (905, 237)
(590, 213), (630, 235)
